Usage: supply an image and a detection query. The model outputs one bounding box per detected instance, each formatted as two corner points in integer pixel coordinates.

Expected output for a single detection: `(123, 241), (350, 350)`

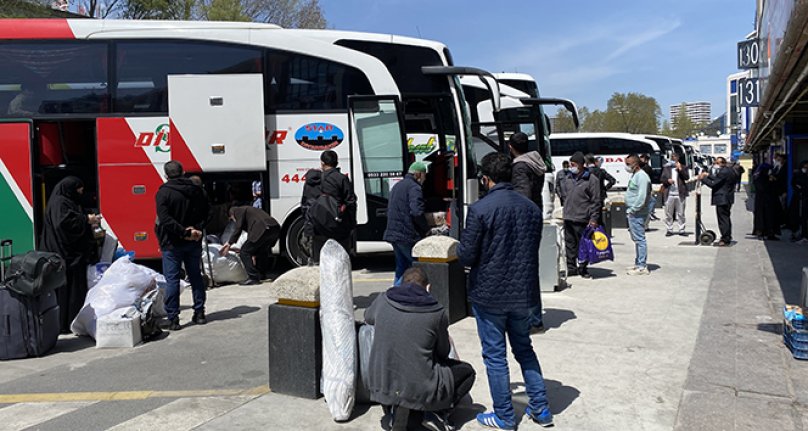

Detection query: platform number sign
(738, 78), (760, 107)
(737, 39), (760, 69)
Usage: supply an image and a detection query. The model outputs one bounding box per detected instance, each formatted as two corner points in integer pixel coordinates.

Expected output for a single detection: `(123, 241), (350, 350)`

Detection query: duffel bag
(4, 251), (66, 297)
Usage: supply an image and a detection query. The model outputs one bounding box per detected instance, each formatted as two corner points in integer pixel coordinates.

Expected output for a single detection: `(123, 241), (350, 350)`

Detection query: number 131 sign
(738, 78), (760, 107)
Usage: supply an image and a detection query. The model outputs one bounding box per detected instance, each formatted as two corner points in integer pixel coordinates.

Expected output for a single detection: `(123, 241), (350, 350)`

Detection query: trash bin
(412, 236), (467, 324)
(267, 266), (321, 399)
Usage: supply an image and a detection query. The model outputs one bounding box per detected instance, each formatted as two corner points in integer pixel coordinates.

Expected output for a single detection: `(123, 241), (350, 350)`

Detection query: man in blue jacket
(384, 162), (429, 286)
(458, 153), (553, 429)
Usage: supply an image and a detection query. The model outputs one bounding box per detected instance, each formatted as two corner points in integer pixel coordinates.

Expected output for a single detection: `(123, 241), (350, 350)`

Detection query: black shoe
(666, 231), (674, 237)
(580, 271), (592, 279)
(422, 411), (453, 431)
(530, 324), (547, 335)
(679, 231), (687, 236)
(192, 312), (207, 325)
(239, 279), (261, 286)
(160, 317), (181, 331)
(567, 268), (578, 277)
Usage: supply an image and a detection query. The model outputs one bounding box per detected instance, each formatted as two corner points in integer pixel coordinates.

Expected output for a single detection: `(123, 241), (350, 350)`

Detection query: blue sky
(320, 0), (755, 122)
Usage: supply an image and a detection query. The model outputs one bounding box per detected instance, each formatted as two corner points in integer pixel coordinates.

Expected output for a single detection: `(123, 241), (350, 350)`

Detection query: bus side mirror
(544, 113), (552, 135)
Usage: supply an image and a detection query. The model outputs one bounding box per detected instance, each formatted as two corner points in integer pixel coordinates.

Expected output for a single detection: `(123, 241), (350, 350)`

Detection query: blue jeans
(392, 242), (414, 286)
(628, 214), (648, 269)
(645, 194), (657, 226)
(162, 241), (206, 320)
(473, 303), (549, 424)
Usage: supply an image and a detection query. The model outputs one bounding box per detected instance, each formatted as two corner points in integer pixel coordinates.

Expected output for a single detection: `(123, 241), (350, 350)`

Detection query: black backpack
(4, 251), (65, 297)
(308, 193), (346, 237)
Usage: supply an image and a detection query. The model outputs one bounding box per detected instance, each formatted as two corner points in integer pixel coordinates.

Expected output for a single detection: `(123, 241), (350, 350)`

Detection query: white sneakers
(627, 267), (650, 276)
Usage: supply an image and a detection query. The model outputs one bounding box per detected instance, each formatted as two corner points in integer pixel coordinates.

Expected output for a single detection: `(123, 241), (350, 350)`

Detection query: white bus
(461, 74), (579, 218)
(0, 20), (508, 264)
(0, 19), (422, 265)
(549, 133), (664, 189)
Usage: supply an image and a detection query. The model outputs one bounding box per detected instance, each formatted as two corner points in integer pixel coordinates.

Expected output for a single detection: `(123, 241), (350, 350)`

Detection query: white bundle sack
(319, 239), (356, 422)
(71, 258), (156, 338)
(203, 243), (248, 284)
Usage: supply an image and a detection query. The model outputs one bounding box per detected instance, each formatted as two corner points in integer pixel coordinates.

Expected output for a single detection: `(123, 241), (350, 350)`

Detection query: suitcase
(0, 240), (61, 360)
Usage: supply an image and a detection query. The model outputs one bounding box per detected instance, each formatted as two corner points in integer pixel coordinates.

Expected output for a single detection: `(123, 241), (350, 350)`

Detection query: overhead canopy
(746, 5), (808, 151)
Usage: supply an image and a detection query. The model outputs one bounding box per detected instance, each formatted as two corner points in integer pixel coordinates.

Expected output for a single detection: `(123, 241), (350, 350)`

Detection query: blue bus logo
(294, 122), (344, 150)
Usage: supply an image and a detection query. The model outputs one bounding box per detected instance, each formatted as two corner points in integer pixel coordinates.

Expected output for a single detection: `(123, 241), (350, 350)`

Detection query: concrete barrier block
(271, 266), (320, 303)
(268, 303), (322, 399)
(412, 236), (458, 261)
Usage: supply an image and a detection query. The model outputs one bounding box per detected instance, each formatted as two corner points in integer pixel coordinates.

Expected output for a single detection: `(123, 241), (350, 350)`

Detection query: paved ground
(2, 189), (808, 430)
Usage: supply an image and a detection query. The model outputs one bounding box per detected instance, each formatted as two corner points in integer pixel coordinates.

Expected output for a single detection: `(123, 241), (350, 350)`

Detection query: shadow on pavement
(51, 335), (96, 354)
(762, 231), (808, 306)
(541, 308), (576, 331)
(510, 378), (580, 415)
(354, 291), (382, 310)
(587, 267), (615, 279)
(205, 305), (261, 323)
(757, 322), (784, 335)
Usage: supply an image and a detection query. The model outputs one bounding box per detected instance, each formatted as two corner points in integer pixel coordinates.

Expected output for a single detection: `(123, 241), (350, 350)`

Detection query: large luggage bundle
(0, 240), (63, 360)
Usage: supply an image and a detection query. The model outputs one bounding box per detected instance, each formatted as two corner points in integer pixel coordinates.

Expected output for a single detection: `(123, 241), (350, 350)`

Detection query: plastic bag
(86, 262), (111, 289)
(356, 324), (374, 404)
(71, 258), (157, 338)
(577, 226), (614, 265)
(319, 239), (356, 421)
(203, 243), (248, 284)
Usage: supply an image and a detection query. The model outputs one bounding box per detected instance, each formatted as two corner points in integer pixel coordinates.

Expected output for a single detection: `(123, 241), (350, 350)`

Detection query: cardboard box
(96, 307), (142, 348)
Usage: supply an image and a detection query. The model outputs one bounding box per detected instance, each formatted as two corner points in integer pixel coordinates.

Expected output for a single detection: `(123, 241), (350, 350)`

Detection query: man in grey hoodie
(510, 132), (546, 213)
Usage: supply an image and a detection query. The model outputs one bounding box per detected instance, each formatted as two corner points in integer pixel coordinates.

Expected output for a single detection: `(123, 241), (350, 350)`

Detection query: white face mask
(569, 166), (579, 175)
(802, 168), (807, 174)
(625, 165), (634, 173)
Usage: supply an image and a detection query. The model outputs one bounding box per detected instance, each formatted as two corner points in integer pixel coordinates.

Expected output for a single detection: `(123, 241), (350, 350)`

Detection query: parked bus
(494, 72), (539, 98)
(460, 74), (579, 218)
(644, 135), (674, 160)
(0, 19), (418, 265)
(283, 29), (509, 263)
(549, 133), (664, 189)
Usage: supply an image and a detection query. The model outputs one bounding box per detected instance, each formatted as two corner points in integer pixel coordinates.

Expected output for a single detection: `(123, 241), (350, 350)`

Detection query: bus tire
(284, 215), (310, 267)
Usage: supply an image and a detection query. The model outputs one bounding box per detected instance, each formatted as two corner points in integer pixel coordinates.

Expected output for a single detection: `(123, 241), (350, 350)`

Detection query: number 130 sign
(737, 39), (761, 69)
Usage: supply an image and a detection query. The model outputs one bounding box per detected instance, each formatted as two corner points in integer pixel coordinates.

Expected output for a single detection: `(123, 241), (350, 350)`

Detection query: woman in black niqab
(40, 176), (97, 333)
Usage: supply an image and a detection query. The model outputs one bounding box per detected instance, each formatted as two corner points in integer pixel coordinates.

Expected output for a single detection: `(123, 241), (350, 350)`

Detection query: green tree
(603, 92), (660, 134)
(582, 109), (608, 132)
(120, 0), (327, 28)
(659, 119), (672, 137)
(552, 107), (576, 133)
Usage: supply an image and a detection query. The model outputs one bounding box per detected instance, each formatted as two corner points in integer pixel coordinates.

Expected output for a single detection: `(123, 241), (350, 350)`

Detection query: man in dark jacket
(458, 153), (553, 429)
(699, 157), (738, 246)
(301, 150), (357, 264)
(510, 132), (546, 213)
(660, 153), (689, 236)
(155, 161), (210, 329)
(220, 206), (280, 285)
(365, 267), (475, 431)
(384, 162), (429, 286)
(791, 161), (808, 242)
(557, 151), (601, 279)
(586, 153), (615, 226)
(555, 161), (570, 206)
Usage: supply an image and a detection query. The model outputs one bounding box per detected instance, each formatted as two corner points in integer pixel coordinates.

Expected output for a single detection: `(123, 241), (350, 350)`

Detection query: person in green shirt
(625, 154), (652, 276)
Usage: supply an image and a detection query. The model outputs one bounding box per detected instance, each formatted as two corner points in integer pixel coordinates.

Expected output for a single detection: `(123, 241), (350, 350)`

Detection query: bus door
(96, 117), (170, 259)
(168, 74), (266, 173)
(0, 121), (35, 252)
(348, 96), (407, 240)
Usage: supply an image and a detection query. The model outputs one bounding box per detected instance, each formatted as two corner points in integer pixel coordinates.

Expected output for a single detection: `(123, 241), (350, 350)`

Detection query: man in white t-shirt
(660, 153), (690, 236)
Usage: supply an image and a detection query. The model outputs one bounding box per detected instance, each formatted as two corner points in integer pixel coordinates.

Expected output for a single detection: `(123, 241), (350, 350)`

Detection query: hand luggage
(5, 250), (65, 297)
(0, 240), (61, 360)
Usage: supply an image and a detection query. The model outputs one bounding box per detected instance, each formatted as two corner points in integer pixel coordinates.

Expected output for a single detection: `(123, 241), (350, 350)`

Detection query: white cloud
(605, 18), (683, 61)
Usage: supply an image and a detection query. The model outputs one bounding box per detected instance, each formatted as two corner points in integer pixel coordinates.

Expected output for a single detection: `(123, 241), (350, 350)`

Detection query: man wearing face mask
(557, 151), (601, 279)
(625, 154), (652, 275)
(660, 153), (689, 237)
(699, 157), (738, 247)
(385, 161), (430, 286)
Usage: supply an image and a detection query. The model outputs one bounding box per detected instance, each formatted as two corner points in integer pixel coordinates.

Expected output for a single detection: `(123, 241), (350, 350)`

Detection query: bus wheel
(284, 215), (310, 267)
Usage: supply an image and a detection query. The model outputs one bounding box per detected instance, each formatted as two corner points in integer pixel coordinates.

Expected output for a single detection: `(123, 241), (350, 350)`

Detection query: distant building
(670, 102), (712, 127)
